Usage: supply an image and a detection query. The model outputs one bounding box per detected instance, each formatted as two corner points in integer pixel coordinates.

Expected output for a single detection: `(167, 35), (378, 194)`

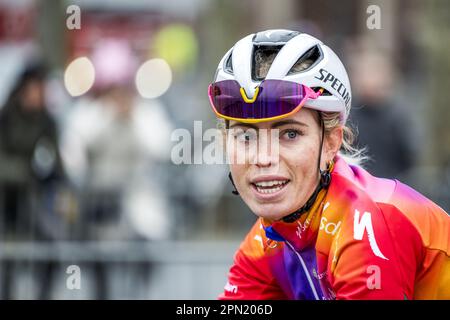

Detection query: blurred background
(0, 0), (448, 299)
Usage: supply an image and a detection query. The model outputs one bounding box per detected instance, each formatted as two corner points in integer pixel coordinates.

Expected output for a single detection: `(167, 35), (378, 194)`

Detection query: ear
(324, 126), (343, 164)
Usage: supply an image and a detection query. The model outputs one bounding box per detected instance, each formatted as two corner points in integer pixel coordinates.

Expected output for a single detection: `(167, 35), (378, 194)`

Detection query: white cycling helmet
(213, 29), (352, 124)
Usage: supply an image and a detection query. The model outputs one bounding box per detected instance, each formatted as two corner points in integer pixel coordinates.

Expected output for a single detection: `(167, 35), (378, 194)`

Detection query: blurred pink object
(91, 39), (138, 90)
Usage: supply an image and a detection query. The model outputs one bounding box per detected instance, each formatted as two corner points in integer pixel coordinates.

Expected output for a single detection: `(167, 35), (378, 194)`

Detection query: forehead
(229, 108), (319, 129)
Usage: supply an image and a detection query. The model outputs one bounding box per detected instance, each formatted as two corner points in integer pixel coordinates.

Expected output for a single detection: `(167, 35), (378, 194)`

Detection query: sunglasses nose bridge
(240, 86), (260, 103)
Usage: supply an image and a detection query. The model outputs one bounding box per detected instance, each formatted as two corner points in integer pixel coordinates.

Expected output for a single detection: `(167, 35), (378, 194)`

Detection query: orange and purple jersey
(220, 156), (450, 300)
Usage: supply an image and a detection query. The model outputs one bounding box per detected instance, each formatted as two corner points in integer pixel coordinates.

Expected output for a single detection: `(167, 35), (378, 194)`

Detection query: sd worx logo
(314, 68), (351, 107)
(320, 217), (341, 236)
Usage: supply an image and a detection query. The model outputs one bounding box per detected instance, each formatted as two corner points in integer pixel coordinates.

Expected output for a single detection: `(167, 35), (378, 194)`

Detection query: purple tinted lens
(210, 80), (306, 119)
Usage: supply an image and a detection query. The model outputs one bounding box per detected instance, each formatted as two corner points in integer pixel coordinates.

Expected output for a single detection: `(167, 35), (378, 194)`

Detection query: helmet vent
(224, 51), (234, 74)
(288, 45), (323, 75)
(312, 87), (332, 96)
(252, 45), (283, 81)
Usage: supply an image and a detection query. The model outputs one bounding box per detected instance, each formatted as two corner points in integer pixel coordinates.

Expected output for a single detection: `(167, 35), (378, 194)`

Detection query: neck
(282, 179), (326, 223)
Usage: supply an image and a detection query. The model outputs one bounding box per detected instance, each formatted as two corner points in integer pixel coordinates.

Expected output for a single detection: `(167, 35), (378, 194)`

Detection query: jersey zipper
(285, 241), (320, 300)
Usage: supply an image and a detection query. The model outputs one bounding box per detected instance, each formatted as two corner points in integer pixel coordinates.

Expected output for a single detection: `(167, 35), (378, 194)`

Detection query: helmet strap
(228, 172), (239, 195)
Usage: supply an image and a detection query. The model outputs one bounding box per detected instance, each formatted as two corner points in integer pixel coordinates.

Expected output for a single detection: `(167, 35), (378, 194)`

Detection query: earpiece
(320, 160), (333, 188)
(320, 170), (331, 188)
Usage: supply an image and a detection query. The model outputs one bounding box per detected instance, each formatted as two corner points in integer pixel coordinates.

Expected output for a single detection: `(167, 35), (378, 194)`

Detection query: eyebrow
(229, 119), (309, 130)
(229, 123), (259, 130)
(271, 119), (309, 129)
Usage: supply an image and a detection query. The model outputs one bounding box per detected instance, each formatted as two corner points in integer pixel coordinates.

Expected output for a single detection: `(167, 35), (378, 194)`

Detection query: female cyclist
(208, 29), (450, 300)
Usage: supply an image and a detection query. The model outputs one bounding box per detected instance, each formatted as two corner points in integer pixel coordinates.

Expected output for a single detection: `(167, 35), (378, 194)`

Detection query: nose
(256, 151), (272, 167)
(253, 129), (279, 168)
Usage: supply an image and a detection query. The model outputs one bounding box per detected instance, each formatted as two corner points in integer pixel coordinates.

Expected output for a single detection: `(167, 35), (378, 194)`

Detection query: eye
(235, 129), (257, 142)
(281, 129), (301, 140)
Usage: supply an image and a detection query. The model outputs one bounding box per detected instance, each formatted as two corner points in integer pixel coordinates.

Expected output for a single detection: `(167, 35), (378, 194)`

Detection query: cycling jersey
(220, 156), (450, 300)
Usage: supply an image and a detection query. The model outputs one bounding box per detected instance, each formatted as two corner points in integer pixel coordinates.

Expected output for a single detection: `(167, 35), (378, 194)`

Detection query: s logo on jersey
(353, 210), (389, 260)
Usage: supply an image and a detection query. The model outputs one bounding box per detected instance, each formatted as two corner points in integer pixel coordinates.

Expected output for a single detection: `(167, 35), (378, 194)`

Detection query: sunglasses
(208, 79), (322, 123)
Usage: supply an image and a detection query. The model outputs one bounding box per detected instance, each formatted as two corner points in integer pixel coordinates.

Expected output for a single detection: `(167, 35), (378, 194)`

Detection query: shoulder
(332, 157), (449, 242)
(389, 179), (446, 215)
(320, 172), (395, 256)
(327, 169), (435, 245)
(388, 180), (450, 253)
(323, 173), (449, 299)
(322, 172), (423, 264)
(327, 165), (449, 263)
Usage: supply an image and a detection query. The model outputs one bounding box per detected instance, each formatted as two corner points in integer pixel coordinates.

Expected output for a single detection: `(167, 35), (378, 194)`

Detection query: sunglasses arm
(304, 86), (324, 99)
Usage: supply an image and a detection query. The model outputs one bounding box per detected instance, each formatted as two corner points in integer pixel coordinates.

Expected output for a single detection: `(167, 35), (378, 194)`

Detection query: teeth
(254, 180), (288, 188)
(256, 185), (284, 194)
(254, 180), (289, 194)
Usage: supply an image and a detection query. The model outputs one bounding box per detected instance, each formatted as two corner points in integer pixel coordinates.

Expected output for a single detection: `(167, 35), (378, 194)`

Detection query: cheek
(229, 163), (248, 194)
(229, 163), (245, 176)
(226, 136), (243, 163)
(280, 140), (319, 179)
(226, 138), (258, 166)
(226, 137), (249, 187)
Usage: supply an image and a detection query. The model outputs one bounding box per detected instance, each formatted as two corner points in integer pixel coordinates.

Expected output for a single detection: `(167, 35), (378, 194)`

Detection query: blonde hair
(320, 111), (368, 166)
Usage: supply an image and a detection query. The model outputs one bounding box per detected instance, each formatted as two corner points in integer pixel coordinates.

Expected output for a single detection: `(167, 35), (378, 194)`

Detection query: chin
(249, 202), (293, 221)
(241, 178), (300, 221)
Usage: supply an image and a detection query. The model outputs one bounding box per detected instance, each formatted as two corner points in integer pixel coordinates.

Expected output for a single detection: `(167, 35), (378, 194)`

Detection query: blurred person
(61, 39), (174, 298)
(347, 50), (418, 179)
(0, 62), (66, 299)
(208, 29), (450, 299)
